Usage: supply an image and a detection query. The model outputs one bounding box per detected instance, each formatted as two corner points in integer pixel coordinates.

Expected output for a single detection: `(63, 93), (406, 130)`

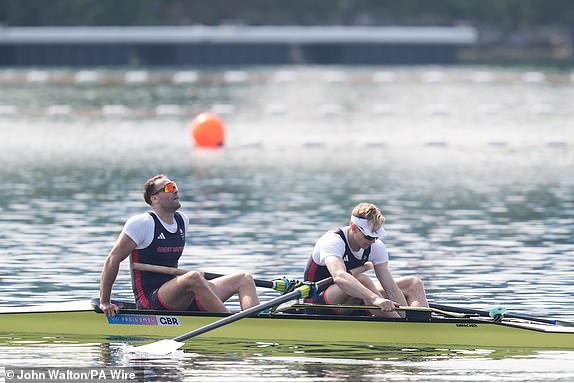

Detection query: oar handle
(132, 262), (374, 293)
(132, 262), (275, 289)
(132, 263), (186, 276)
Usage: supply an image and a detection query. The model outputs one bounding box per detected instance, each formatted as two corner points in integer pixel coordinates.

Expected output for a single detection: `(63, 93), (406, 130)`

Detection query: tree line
(0, 0), (572, 32)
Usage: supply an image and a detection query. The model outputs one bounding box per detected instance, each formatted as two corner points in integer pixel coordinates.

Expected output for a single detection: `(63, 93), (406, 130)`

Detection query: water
(0, 66), (573, 381)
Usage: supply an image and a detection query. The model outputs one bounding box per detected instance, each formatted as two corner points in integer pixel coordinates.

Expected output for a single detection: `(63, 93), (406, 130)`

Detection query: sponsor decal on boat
(455, 323), (478, 327)
(107, 314), (180, 326)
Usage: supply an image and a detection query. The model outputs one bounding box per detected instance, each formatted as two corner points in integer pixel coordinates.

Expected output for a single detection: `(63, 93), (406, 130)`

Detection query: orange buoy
(190, 112), (225, 147)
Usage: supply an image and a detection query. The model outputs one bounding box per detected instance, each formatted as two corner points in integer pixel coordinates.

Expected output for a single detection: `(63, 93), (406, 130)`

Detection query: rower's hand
(372, 297), (400, 312)
(100, 302), (119, 317)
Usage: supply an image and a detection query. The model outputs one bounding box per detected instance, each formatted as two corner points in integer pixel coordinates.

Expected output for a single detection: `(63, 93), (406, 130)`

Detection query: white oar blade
(131, 339), (185, 355)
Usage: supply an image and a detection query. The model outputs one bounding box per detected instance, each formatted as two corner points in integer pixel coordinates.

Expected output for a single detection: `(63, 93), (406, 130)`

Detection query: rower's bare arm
(324, 256), (384, 307)
(99, 232), (136, 316)
(374, 262), (408, 307)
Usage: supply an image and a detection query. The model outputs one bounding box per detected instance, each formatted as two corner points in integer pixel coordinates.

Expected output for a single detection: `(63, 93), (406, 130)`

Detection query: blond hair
(351, 202), (385, 231)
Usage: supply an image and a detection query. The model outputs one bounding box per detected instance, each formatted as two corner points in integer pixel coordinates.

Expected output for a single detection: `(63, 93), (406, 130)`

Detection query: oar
(132, 262), (373, 355)
(430, 303), (574, 327)
(132, 262), (278, 290)
(289, 303), (468, 318)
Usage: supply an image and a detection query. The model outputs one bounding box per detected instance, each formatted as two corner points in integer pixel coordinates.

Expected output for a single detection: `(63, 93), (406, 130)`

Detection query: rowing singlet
(304, 228), (371, 282)
(130, 212), (186, 309)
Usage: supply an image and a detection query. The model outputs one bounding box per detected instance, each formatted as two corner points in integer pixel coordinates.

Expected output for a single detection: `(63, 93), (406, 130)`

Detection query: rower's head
(144, 174), (180, 211)
(350, 202), (386, 246)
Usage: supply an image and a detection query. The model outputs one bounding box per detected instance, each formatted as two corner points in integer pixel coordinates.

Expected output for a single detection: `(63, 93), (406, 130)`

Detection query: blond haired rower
(304, 202), (428, 317)
(100, 174), (260, 317)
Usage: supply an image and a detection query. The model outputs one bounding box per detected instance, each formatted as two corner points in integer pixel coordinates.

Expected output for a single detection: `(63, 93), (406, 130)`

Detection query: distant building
(0, 25), (477, 66)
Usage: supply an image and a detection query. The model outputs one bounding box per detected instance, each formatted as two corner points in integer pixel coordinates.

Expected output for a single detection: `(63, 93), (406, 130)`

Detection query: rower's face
(152, 178), (181, 209)
(354, 224), (377, 249)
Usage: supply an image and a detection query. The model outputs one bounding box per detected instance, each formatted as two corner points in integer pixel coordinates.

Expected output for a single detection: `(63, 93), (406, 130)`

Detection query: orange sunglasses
(151, 181), (177, 195)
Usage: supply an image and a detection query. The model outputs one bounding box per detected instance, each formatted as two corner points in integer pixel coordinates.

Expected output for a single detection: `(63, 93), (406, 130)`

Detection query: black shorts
(137, 289), (204, 312)
(304, 289), (328, 305)
(304, 289), (368, 316)
(303, 289), (336, 315)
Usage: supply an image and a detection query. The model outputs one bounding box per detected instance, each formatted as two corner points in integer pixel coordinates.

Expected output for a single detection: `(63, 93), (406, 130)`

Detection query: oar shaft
(173, 262), (373, 343)
(132, 263), (275, 289)
(430, 303), (573, 327)
(173, 282), (301, 342)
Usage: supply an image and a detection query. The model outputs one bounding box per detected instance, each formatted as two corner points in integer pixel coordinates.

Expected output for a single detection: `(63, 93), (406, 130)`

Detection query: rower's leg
(354, 274), (402, 318)
(395, 276), (428, 307)
(208, 272), (261, 310)
(158, 271), (229, 312)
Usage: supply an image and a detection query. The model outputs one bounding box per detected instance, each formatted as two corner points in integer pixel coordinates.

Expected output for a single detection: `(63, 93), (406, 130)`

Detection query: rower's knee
(405, 276), (425, 294)
(236, 272), (256, 289)
(180, 271), (208, 291)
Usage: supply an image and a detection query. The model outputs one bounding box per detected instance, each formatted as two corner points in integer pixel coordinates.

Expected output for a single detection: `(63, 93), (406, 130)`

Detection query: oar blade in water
(132, 339), (185, 355)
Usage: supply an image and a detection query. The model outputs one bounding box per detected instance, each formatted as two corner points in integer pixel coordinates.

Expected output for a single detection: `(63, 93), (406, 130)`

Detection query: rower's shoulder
(176, 211), (189, 222)
(126, 212), (154, 224)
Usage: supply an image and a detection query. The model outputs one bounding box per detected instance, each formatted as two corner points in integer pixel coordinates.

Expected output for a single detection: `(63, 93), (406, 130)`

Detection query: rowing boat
(0, 299), (573, 350)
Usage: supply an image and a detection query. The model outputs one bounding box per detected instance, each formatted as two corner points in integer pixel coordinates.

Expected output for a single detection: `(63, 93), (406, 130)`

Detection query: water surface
(0, 66), (573, 381)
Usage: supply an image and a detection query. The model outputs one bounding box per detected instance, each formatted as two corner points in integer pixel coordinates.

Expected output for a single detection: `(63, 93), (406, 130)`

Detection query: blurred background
(1, 0), (574, 66)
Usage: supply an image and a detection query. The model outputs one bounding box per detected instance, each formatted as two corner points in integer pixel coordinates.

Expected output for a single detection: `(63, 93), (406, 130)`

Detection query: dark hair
(143, 174), (166, 205)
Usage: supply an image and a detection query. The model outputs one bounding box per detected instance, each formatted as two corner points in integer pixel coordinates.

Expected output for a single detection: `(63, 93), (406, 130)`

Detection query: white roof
(0, 25), (477, 45)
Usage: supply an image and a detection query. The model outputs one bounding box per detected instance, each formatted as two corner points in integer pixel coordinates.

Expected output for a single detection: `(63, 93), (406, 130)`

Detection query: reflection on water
(0, 67), (573, 381)
(2, 338), (574, 382)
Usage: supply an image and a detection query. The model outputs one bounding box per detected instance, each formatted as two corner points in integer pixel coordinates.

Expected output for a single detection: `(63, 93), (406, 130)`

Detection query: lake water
(0, 66), (573, 382)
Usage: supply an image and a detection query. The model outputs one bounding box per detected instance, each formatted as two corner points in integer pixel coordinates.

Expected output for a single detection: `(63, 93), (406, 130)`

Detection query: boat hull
(1, 301), (573, 349)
